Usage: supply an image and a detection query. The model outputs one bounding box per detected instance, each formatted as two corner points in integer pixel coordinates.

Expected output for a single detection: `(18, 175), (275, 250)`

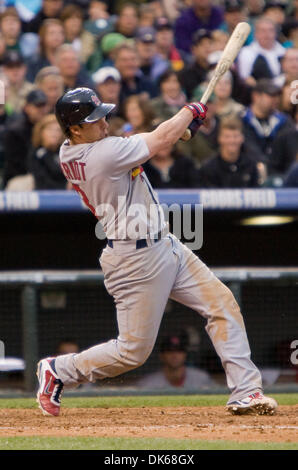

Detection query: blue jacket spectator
(242, 79), (294, 164)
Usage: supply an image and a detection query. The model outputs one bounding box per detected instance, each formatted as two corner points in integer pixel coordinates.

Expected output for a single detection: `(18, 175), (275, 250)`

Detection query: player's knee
(118, 339), (154, 371)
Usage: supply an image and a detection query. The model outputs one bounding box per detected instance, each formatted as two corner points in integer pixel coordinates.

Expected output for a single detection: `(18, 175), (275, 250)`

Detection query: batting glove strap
(188, 118), (204, 137)
(184, 102), (208, 120)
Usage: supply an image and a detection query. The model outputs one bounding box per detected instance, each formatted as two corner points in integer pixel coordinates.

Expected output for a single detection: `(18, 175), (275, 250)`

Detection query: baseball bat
(181, 22), (251, 141)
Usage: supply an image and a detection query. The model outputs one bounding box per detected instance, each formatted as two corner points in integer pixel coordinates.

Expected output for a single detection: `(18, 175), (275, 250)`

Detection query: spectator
(246, 0), (265, 21)
(279, 82), (297, 120)
(29, 114), (66, 189)
(151, 70), (186, 121)
(35, 66), (64, 113)
(263, 1), (287, 30)
(1, 51), (35, 114)
(174, 0), (223, 54)
(122, 94), (155, 134)
(143, 142), (199, 189)
(92, 66), (121, 116)
(242, 79), (294, 164)
(3, 89), (48, 187)
(56, 339), (79, 355)
(114, 3), (139, 39)
(274, 48), (298, 88)
(99, 32), (126, 67)
(26, 19), (65, 82)
(213, 70), (244, 121)
(84, 1), (114, 37)
(55, 44), (94, 92)
(154, 16), (185, 73)
(0, 32), (6, 66)
(211, 29), (229, 51)
(220, 0), (253, 45)
(197, 117), (262, 188)
(25, 0), (64, 34)
(282, 19), (298, 49)
(208, 49), (253, 106)
(136, 27), (168, 81)
(271, 105), (298, 177)
(177, 92), (219, 165)
(237, 17), (285, 83)
(178, 29), (213, 100)
(137, 334), (214, 390)
(114, 42), (158, 103)
(161, 0), (186, 23)
(0, 7), (24, 54)
(60, 4), (96, 66)
(138, 3), (155, 28)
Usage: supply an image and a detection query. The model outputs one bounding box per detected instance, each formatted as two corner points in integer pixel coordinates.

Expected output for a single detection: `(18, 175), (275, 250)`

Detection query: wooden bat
(181, 22), (251, 141)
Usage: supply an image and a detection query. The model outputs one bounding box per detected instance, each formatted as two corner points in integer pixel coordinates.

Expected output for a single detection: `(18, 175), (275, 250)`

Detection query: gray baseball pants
(55, 234), (263, 403)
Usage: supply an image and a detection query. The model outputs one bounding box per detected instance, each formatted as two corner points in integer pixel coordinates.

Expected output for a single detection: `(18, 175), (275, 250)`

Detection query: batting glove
(183, 102), (208, 120)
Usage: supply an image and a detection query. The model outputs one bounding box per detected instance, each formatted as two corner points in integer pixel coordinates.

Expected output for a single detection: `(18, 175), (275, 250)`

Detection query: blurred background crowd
(0, 0), (297, 191)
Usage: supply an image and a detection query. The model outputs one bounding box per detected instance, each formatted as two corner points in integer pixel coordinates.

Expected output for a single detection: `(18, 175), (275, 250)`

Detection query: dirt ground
(0, 406), (297, 443)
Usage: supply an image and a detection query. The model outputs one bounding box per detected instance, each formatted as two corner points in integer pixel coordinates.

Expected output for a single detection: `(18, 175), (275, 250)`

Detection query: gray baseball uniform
(55, 134), (263, 403)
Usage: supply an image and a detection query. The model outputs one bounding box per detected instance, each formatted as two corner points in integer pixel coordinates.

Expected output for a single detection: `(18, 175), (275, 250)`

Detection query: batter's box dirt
(0, 406), (297, 443)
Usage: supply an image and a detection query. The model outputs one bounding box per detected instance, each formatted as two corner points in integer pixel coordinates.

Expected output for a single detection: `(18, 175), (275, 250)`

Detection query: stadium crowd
(0, 0), (297, 190)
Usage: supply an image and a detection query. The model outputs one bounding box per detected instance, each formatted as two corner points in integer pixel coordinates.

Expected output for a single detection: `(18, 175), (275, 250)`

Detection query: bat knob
(180, 128), (192, 142)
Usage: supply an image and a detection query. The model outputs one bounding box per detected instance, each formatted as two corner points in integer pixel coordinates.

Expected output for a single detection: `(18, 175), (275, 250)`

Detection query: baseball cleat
(36, 358), (64, 417)
(227, 392), (278, 415)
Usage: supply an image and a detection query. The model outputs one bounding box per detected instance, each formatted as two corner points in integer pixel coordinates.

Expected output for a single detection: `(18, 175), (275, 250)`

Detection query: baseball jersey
(59, 134), (166, 239)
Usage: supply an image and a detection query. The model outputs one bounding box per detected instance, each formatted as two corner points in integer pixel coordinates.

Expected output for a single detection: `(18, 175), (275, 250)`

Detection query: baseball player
(36, 87), (277, 417)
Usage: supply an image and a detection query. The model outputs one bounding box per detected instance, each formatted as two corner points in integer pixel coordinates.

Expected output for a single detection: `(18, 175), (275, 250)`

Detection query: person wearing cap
(242, 78), (295, 166)
(237, 17), (285, 84)
(197, 116), (263, 188)
(1, 51), (35, 114)
(136, 27), (169, 81)
(99, 32), (127, 68)
(113, 42), (158, 104)
(92, 66), (121, 115)
(3, 89), (48, 187)
(155, 16), (185, 73)
(178, 29), (213, 100)
(137, 333), (214, 390)
(220, 0), (254, 45)
(174, 0), (223, 55)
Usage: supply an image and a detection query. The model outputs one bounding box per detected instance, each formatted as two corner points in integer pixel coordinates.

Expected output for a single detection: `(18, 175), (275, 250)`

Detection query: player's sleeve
(98, 134), (150, 178)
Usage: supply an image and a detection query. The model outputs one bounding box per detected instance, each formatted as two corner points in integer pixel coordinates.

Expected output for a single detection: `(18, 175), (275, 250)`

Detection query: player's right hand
(183, 102), (208, 121)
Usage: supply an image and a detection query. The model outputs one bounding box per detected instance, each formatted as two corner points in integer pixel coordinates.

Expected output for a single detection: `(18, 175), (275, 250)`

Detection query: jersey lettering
(61, 162), (86, 181)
